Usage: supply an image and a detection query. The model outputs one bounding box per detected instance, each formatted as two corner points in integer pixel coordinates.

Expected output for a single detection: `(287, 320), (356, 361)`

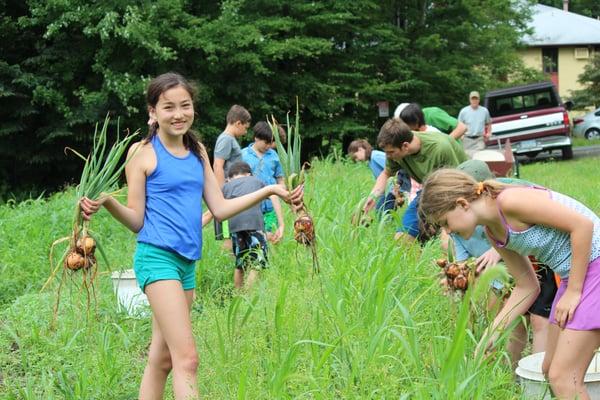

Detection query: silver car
(573, 108), (600, 140)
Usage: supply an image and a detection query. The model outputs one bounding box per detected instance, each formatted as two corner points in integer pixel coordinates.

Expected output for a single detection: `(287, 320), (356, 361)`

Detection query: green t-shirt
(385, 132), (468, 184)
(423, 107), (458, 135)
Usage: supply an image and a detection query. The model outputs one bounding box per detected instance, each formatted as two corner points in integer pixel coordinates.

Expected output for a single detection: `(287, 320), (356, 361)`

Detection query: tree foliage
(0, 0), (534, 197)
(571, 54), (600, 109)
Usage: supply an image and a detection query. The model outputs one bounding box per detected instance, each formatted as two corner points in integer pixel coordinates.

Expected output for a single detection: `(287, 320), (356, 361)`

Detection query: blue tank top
(137, 135), (204, 260)
(486, 187), (600, 278)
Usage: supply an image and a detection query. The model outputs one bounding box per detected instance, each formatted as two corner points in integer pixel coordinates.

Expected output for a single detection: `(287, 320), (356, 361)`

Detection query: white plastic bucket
(110, 269), (149, 316)
(516, 351), (600, 399)
(472, 149), (506, 162)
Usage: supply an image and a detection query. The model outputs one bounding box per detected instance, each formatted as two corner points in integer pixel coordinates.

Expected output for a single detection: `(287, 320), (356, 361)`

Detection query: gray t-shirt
(214, 132), (242, 175)
(222, 176), (265, 232)
(458, 106), (491, 137)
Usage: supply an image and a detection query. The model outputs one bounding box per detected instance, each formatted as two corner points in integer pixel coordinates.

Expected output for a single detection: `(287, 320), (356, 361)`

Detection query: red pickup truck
(483, 81), (573, 160)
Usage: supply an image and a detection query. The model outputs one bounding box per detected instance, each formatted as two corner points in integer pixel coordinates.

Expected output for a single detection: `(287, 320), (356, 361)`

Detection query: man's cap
(469, 91), (480, 99)
(393, 103), (410, 118)
(457, 159), (493, 181)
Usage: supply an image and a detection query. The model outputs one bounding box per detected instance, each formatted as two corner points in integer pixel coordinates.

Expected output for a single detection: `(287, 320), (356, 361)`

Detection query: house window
(574, 47), (590, 59)
(542, 47), (558, 73)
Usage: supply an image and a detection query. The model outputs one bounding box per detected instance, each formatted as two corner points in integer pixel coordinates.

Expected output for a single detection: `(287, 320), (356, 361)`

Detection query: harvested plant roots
(44, 115), (139, 327)
(351, 212), (373, 228)
(391, 184), (405, 208)
(294, 212), (315, 245)
(436, 258), (477, 294)
(268, 100), (319, 274)
(65, 235), (97, 271)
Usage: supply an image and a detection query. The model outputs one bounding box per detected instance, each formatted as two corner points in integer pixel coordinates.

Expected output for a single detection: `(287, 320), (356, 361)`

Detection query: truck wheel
(561, 146), (573, 160)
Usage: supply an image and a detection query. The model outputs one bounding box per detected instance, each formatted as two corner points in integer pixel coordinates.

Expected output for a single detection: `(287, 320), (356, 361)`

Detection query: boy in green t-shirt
(363, 118), (468, 242)
(394, 103), (467, 140)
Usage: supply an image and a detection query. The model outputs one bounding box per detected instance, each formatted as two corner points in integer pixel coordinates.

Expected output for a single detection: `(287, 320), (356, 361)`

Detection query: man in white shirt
(458, 91), (492, 157)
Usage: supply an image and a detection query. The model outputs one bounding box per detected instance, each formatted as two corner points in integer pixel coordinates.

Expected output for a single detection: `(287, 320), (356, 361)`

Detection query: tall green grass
(1, 157), (599, 399)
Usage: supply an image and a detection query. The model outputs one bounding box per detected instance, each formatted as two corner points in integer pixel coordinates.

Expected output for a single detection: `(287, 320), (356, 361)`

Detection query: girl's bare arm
(500, 188), (593, 326)
(201, 148), (302, 221)
(80, 142), (149, 233)
(489, 247), (539, 333)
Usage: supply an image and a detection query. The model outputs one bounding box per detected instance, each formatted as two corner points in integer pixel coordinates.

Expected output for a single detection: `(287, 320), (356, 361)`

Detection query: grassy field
(1, 156), (599, 399)
(571, 136), (600, 148)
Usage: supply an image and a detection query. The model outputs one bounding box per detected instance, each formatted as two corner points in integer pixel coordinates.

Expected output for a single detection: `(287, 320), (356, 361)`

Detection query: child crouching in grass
(222, 161), (271, 289)
(419, 168), (600, 399)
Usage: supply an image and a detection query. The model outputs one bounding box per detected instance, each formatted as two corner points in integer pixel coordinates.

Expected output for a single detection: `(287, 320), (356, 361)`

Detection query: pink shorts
(549, 257), (600, 330)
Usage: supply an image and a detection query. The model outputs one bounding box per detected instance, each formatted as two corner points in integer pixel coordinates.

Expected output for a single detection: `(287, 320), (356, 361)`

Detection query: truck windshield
(488, 89), (558, 117)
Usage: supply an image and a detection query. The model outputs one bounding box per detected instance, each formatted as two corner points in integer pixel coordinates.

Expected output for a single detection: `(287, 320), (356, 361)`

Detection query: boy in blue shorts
(241, 121), (285, 243)
(222, 161), (271, 289)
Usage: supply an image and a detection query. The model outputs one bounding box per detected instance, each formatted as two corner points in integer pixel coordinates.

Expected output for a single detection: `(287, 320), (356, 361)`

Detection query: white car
(573, 108), (600, 140)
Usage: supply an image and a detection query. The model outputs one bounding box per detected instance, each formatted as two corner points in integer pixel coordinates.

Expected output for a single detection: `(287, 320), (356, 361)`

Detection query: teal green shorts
(133, 242), (196, 293)
(263, 210), (279, 233)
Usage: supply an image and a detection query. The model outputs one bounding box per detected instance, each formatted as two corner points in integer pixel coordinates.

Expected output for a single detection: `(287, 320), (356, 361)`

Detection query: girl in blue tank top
(79, 73), (303, 400)
(419, 168), (600, 400)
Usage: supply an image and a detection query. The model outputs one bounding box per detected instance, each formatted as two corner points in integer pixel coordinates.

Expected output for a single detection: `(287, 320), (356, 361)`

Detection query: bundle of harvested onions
(434, 236), (477, 294)
(436, 258), (477, 293)
(268, 99), (318, 272)
(44, 115), (139, 322)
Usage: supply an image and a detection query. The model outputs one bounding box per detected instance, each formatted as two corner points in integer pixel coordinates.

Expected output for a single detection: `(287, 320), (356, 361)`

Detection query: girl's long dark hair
(145, 72), (205, 162)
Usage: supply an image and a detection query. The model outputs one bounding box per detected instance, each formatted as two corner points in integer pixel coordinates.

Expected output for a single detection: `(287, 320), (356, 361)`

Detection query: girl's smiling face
(439, 200), (477, 239)
(150, 85), (194, 138)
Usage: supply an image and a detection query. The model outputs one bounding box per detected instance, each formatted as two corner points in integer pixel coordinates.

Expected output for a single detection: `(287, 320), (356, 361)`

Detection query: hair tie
(475, 181), (485, 195)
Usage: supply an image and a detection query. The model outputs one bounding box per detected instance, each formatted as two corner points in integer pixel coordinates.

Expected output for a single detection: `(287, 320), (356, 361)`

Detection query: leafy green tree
(0, 0), (535, 198)
(394, 0), (534, 114)
(0, 0), (203, 196)
(571, 54), (600, 109)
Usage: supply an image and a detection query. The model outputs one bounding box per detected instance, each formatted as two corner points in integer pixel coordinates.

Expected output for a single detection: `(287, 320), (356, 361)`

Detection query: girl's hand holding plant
(475, 248), (501, 274)
(79, 195), (108, 220)
(45, 116), (140, 324)
(270, 183), (304, 212)
(362, 191), (381, 213)
(267, 100), (318, 272)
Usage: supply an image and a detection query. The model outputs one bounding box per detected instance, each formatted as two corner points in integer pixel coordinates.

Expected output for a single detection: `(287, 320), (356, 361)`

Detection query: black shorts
(528, 265), (558, 318)
(231, 230), (268, 271)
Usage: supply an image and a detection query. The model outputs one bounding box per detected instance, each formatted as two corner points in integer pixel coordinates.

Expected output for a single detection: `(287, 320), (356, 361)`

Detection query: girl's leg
(530, 314), (550, 353)
(144, 281), (199, 400)
(546, 329), (600, 399)
(139, 288), (195, 400)
(139, 315), (172, 400)
(541, 323), (560, 378)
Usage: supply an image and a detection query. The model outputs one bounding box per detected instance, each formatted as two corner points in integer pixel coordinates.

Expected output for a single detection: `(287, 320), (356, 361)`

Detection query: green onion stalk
(267, 99), (318, 272)
(45, 115), (139, 321)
